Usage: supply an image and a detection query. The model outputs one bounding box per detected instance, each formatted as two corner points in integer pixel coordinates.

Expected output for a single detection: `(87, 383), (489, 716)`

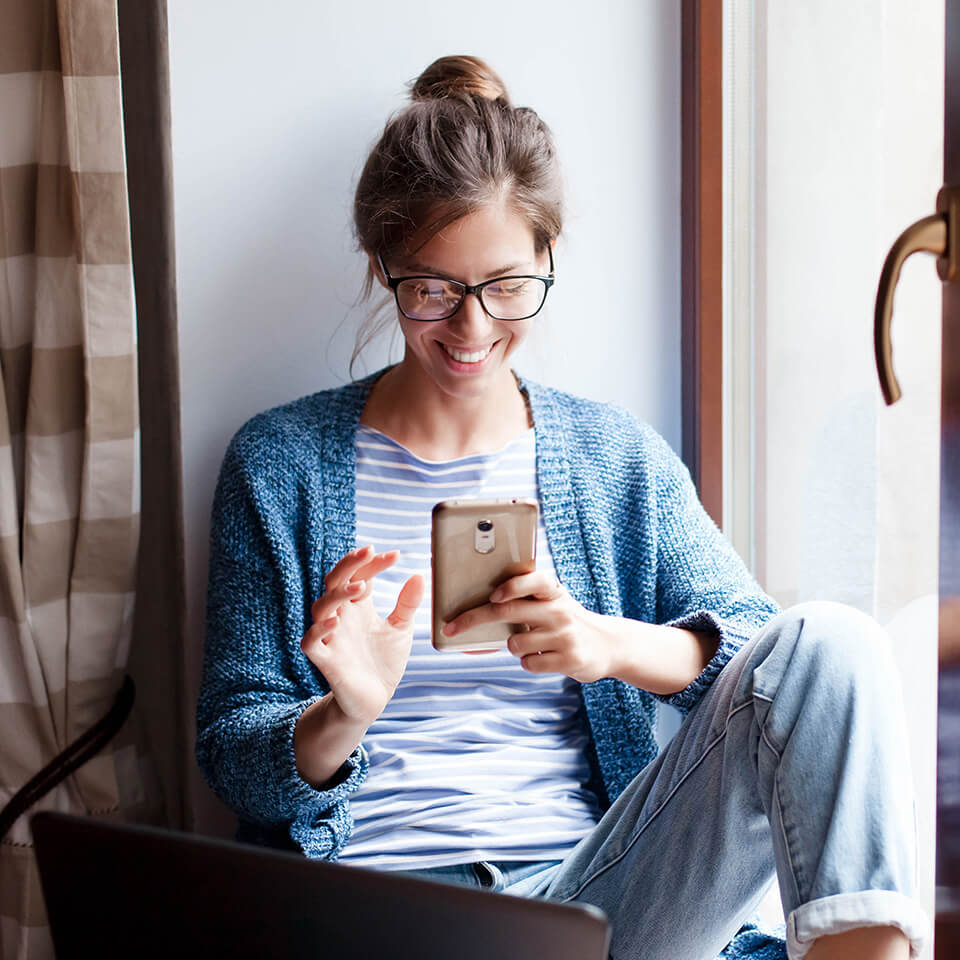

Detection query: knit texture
(196, 368), (785, 955)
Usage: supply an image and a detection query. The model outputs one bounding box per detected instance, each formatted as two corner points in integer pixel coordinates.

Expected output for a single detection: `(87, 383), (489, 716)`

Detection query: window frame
(681, 0), (724, 527)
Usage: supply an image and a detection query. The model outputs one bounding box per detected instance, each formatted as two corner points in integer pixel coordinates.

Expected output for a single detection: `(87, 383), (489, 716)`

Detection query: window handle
(875, 186), (958, 405)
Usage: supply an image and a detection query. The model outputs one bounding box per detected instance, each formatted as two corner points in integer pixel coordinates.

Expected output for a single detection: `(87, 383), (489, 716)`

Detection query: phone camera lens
(477, 520), (493, 532)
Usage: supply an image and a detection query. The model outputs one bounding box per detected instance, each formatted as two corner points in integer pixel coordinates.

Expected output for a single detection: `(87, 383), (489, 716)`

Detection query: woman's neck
(359, 361), (532, 461)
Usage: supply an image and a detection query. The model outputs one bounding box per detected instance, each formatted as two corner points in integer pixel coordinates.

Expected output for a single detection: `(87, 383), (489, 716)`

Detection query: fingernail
(347, 581), (363, 592)
(442, 622), (456, 636)
(490, 589), (504, 602)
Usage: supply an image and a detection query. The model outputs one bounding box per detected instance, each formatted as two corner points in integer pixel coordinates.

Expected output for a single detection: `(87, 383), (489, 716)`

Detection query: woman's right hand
(300, 545), (424, 726)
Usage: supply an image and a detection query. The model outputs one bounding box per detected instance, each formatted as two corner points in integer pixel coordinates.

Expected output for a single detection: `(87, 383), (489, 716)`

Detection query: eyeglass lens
(396, 277), (548, 321)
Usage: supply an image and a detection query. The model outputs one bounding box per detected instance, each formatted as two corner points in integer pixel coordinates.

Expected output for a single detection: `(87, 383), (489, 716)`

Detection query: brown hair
(350, 55), (563, 370)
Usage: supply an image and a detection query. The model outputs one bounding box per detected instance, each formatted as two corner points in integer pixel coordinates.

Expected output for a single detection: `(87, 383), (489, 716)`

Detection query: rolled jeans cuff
(786, 890), (929, 959)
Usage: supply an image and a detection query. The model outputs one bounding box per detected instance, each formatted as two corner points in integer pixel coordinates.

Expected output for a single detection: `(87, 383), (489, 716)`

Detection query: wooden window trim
(681, 0), (724, 527)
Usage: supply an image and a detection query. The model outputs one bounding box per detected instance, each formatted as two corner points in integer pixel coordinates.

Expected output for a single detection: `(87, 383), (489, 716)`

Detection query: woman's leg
(804, 925), (909, 959)
(542, 601), (928, 960)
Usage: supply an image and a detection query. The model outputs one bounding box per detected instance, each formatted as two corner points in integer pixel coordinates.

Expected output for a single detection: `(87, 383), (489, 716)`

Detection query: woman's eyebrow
(399, 260), (530, 278)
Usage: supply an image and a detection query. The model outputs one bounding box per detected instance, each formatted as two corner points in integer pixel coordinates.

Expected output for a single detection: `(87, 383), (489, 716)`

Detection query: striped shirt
(337, 425), (603, 870)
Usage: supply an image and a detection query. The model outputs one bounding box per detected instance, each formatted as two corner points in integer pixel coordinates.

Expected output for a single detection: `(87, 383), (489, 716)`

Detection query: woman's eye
(412, 282), (447, 301)
(489, 280), (529, 297)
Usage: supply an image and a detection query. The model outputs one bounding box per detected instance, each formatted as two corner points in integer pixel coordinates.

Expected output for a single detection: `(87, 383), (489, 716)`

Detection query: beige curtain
(118, 0), (189, 835)
(0, 0), (161, 955)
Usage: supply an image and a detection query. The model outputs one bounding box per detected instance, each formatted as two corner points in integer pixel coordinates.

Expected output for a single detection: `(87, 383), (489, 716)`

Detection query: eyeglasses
(378, 247), (555, 322)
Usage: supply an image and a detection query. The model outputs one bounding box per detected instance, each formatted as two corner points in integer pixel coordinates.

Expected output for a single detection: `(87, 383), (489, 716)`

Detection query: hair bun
(410, 55), (510, 105)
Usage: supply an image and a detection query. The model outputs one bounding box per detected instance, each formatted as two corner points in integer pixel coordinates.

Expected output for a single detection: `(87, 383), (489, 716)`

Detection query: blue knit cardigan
(196, 369), (786, 955)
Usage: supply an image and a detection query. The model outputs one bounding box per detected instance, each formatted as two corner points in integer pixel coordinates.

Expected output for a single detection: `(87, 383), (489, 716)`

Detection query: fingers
(312, 546), (398, 620)
(502, 631), (564, 674)
(443, 598), (545, 638)
(323, 545), (376, 593)
(386, 574), (425, 629)
(506, 629), (554, 659)
(301, 615), (341, 660)
(351, 549), (399, 585)
(518, 651), (565, 674)
(323, 545), (397, 593)
(490, 571), (563, 604)
(310, 579), (366, 624)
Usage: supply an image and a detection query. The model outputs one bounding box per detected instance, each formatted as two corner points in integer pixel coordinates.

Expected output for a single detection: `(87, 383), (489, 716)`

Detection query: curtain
(0, 1), (163, 955)
(117, 0), (189, 834)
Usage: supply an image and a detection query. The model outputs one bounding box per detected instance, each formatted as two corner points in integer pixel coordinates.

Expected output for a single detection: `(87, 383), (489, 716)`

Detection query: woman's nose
(446, 291), (492, 338)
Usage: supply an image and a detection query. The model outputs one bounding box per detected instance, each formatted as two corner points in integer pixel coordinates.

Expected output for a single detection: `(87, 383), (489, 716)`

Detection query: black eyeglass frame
(377, 246), (556, 322)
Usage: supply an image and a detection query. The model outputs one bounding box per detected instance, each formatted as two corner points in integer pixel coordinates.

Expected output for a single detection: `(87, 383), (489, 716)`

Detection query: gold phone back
(431, 498), (538, 652)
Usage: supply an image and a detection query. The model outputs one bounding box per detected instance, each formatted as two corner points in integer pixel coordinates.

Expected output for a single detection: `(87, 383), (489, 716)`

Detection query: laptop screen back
(31, 812), (610, 960)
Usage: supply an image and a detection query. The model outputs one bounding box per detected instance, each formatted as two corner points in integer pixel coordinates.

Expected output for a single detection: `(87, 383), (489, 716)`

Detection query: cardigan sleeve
(648, 429), (780, 713)
(195, 431), (366, 859)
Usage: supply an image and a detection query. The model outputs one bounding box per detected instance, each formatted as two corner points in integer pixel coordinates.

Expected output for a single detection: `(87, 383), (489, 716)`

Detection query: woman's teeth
(441, 344), (492, 364)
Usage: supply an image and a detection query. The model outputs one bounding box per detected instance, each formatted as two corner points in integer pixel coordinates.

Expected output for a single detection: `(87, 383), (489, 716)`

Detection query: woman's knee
(754, 600), (897, 698)
(786, 600), (889, 652)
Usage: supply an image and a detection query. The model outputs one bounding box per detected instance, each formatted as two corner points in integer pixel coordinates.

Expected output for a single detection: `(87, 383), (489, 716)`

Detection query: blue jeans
(400, 602), (929, 959)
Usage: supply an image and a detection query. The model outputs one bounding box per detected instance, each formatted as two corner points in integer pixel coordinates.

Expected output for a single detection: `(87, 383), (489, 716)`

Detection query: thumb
(386, 574), (424, 629)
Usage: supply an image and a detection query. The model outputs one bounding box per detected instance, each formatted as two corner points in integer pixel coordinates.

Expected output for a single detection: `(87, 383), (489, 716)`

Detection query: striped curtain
(1, 0), (160, 955)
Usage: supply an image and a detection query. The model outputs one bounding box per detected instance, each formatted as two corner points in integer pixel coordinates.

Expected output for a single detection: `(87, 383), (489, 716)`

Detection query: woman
(196, 55), (926, 960)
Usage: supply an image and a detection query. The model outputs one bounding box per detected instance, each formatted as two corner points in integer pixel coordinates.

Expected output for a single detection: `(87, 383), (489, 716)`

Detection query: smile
(439, 343), (495, 364)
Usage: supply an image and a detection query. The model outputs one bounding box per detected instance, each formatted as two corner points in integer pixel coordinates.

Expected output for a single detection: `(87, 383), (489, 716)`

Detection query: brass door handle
(875, 186), (958, 405)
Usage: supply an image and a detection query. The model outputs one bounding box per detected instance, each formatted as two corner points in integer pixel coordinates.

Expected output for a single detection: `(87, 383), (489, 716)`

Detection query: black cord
(0, 674), (136, 842)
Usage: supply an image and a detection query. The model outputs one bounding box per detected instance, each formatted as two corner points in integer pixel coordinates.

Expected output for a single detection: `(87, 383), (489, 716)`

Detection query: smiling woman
(360, 203), (550, 453)
(194, 54), (926, 960)
(349, 57), (561, 425)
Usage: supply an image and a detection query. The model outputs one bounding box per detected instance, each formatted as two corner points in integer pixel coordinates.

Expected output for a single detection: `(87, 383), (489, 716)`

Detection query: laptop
(32, 812), (610, 959)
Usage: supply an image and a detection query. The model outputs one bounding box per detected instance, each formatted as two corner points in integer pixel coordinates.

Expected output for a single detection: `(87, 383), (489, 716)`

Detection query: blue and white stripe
(337, 425), (602, 870)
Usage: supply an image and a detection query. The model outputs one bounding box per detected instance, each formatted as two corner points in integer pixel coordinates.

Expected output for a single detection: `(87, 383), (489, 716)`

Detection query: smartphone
(431, 498), (539, 652)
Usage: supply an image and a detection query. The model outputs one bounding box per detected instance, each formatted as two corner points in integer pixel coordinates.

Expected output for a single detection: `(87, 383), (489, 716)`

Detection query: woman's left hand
(441, 571), (618, 683)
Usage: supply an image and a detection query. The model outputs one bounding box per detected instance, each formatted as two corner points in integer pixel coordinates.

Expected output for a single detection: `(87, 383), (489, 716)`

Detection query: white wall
(168, 1), (683, 833)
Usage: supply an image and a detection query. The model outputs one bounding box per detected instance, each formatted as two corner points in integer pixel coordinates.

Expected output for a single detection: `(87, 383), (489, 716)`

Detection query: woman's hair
(350, 55), (563, 371)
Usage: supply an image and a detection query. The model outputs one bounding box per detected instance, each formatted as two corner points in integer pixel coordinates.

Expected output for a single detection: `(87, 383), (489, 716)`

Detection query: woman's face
(379, 202), (550, 403)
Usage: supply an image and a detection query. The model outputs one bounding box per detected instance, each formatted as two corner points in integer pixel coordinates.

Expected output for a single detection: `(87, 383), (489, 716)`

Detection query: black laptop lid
(32, 812), (610, 959)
